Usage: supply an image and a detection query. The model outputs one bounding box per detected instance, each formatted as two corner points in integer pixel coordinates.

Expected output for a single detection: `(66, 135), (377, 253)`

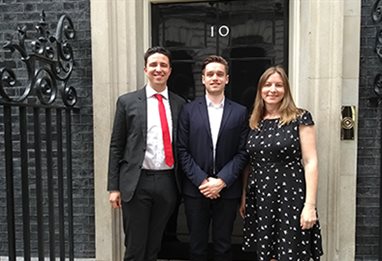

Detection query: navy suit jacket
(177, 96), (249, 199)
(107, 86), (186, 202)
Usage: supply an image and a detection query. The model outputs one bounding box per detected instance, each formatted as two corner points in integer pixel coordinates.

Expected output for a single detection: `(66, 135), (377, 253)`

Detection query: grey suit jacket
(107, 86), (186, 202)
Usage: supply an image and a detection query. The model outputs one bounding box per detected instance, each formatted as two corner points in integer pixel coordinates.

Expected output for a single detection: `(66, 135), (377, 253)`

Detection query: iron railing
(0, 10), (78, 261)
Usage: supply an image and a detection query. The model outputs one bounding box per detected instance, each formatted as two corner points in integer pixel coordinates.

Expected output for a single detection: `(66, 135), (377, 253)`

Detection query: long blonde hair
(249, 66), (301, 129)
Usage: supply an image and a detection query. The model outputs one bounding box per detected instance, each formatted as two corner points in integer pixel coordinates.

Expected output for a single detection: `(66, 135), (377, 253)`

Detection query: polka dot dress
(242, 111), (323, 261)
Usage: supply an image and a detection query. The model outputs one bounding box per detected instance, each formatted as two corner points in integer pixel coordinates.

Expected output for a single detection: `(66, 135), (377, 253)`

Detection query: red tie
(154, 94), (174, 167)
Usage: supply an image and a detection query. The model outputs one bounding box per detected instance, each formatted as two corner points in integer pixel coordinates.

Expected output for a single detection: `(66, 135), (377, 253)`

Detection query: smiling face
(261, 72), (285, 107)
(202, 62), (229, 96)
(144, 52), (172, 92)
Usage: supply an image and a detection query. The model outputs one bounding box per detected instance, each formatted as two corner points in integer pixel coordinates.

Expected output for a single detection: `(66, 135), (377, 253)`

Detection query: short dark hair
(144, 46), (172, 66)
(201, 55), (229, 74)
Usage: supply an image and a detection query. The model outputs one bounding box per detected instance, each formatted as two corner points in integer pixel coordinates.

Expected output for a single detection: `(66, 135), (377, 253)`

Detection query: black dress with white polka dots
(242, 110), (323, 261)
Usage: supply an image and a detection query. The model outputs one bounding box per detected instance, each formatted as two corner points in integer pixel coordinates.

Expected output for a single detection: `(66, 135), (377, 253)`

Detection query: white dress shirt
(142, 85), (173, 170)
(206, 95), (224, 164)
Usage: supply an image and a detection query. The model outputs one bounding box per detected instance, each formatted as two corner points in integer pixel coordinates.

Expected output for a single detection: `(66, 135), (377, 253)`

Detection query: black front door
(152, 1), (289, 260)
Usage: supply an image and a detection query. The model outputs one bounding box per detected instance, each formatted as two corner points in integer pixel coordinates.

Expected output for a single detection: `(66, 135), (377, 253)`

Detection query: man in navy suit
(107, 46), (185, 261)
(177, 55), (249, 261)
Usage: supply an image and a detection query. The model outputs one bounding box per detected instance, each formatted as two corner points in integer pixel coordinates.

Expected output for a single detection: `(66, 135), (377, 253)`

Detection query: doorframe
(91, 1), (360, 260)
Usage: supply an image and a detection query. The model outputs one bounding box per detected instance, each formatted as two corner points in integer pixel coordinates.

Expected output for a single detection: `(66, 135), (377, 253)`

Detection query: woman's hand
(300, 203), (318, 230)
(239, 194), (246, 218)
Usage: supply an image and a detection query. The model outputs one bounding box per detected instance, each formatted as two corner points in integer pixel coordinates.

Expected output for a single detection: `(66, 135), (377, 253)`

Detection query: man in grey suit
(107, 46), (185, 261)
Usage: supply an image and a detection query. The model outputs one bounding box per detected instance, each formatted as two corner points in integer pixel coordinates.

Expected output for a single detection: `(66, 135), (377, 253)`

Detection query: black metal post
(19, 106), (31, 261)
(380, 114), (382, 260)
(66, 109), (74, 261)
(56, 109), (66, 260)
(46, 108), (56, 260)
(4, 105), (16, 261)
(33, 107), (44, 261)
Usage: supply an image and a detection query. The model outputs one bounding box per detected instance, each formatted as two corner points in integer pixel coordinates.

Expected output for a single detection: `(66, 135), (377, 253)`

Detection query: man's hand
(109, 191), (122, 209)
(199, 177), (226, 199)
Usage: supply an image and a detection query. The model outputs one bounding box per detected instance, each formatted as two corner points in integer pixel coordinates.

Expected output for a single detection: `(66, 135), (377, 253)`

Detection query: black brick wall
(0, 0), (94, 258)
(357, 0), (382, 260)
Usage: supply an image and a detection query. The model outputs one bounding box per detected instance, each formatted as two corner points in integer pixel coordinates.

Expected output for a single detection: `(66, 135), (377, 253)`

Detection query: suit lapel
(169, 92), (180, 132)
(198, 97), (213, 141)
(218, 99), (233, 139)
(137, 87), (147, 144)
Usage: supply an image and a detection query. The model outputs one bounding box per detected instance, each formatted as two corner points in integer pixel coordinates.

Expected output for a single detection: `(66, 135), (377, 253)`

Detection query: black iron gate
(0, 11), (78, 261)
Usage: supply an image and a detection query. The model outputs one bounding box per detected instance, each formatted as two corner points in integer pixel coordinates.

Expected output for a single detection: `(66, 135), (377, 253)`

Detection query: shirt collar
(146, 84), (169, 100)
(205, 95), (224, 109)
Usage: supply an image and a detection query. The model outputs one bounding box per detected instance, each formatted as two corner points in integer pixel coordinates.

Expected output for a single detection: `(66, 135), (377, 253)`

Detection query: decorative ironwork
(1, 10), (78, 260)
(370, 1), (382, 107)
(0, 10), (77, 107)
(374, 73), (382, 96)
(369, 74), (382, 106)
(372, 0), (382, 23)
(376, 29), (382, 60)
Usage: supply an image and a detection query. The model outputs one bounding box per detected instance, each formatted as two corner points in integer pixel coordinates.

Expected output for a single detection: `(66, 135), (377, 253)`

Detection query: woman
(240, 66), (323, 260)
